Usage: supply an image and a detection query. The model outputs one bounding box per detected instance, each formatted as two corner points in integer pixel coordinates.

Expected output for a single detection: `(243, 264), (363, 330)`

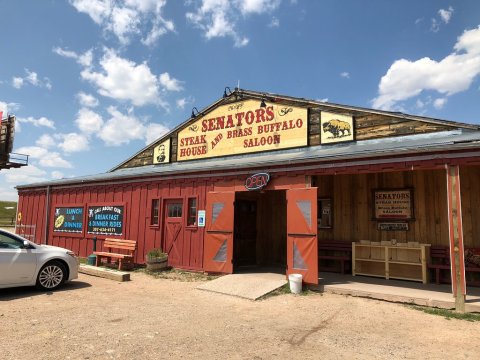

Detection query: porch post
(445, 164), (466, 312)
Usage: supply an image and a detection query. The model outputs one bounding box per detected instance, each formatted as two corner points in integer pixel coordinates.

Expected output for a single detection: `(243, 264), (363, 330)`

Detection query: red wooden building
(16, 88), (480, 300)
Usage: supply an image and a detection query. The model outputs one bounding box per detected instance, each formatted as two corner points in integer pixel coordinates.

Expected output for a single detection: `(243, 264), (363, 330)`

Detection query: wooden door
(204, 192), (235, 273)
(163, 200), (184, 267)
(286, 188), (318, 284)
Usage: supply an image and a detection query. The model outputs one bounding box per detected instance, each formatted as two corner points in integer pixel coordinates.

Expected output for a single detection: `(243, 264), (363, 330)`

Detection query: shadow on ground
(0, 280), (91, 301)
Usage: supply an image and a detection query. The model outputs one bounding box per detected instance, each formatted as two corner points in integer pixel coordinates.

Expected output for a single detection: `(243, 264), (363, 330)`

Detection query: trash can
(288, 273), (303, 294)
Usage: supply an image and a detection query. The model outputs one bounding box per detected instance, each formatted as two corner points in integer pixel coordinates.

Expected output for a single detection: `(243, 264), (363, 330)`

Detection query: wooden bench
(318, 241), (352, 274)
(428, 246), (480, 286)
(94, 238), (137, 270)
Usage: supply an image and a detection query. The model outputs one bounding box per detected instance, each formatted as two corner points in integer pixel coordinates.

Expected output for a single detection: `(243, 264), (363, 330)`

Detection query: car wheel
(36, 261), (66, 290)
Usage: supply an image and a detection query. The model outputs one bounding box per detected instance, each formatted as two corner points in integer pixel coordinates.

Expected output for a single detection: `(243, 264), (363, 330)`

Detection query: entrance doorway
(233, 191), (287, 271)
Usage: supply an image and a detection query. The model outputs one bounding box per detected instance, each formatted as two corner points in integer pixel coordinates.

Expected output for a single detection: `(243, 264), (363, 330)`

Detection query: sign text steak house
(179, 105), (304, 158)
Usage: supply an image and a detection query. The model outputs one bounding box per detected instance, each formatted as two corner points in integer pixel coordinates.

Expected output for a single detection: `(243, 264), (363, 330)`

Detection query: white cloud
(145, 123), (169, 144)
(11, 69), (52, 90)
(75, 107), (104, 134)
(430, 18), (440, 33)
(70, 0), (174, 45)
(98, 106), (146, 146)
(36, 134), (56, 148)
(372, 26), (480, 111)
(51, 171), (65, 180)
(431, 6), (454, 32)
(317, 98), (329, 102)
(186, 0), (281, 47)
(12, 77), (24, 89)
(4, 164), (48, 185)
(268, 17), (279, 28)
(15, 146), (73, 168)
(439, 6), (454, 24)
(53, 47), (93, 67)
(17, 116), (56, 129)
(56, 133), (90, 153)
(176, 96), (194, 109)
(0, 101), (20, 116)
(77, 92), (99, 107)
(81, 49), (175, 107)
(340, 72), (350, 79)
(159, 72), (183, 91)
(433, 97), (447, 109)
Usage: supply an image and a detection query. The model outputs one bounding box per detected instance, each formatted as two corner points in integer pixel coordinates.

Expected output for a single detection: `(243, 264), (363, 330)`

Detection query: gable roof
(109, 88), (479, 172)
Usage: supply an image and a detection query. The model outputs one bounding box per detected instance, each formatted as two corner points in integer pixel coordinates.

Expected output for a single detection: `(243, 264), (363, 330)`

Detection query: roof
(17, 129), (480, 190)
(109, 88), (479, 171)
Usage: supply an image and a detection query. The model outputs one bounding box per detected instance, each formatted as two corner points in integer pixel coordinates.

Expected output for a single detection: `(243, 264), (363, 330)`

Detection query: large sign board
(87, 205), (124, 236)
(53, 206), (84, 233)
(177, 100), (308, 161)
(374, 189), (413, 220)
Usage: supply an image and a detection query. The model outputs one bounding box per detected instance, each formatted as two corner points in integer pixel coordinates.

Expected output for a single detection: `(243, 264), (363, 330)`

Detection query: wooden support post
(446, 164), (466, 312)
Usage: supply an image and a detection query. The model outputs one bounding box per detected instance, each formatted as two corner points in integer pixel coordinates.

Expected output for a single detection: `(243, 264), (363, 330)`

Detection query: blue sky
(1, 0), (480, 201)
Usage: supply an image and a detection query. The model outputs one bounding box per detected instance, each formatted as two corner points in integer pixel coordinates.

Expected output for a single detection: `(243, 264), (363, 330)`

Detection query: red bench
(318, 241), (352, 274)
(428, 246), (480, 286)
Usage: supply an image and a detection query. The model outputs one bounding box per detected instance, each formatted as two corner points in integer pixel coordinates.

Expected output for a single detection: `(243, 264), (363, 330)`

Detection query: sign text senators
(177, 100), (308, 161)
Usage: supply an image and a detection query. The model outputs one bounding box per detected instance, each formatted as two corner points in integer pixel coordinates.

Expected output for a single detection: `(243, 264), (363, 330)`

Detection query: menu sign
(53, 207), (84, 233)
(87, 205), (124, 236)
(177, 99), (308, 161)
(374, 189), (413, 220)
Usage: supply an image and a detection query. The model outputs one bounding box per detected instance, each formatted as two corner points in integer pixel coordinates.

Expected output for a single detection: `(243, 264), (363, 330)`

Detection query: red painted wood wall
(17, 179), (214, 271)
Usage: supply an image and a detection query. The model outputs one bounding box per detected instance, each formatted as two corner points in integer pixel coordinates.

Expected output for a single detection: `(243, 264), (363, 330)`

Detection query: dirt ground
(1, 271), (479, 360)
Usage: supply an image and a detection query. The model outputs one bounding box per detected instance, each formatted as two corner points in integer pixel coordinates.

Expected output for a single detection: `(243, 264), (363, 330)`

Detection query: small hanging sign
(377, 222), (409, 231)
(245, 172), (270, 191)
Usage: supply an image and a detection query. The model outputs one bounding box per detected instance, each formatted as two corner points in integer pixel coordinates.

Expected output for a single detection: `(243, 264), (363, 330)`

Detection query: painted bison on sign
(322, 119), (352, 138)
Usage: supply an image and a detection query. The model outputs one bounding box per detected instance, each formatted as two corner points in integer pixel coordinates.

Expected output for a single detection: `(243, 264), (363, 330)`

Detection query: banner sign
(53, 207), (84, 233)
(177, 99), (308, 161)
(87, 205), (124, 236)
(374, 189), (413, 220)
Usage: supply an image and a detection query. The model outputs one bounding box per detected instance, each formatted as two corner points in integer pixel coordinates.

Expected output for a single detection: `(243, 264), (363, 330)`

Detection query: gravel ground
(1, 271), (479, 360)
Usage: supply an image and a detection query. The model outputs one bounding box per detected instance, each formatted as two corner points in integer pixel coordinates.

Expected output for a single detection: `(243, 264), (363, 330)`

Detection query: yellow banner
(177, 100), (308, 161)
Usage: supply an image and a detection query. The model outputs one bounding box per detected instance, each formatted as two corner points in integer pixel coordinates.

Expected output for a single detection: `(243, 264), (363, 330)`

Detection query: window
(318, 198), (332, 229)
(0, 233), (24, 249)
(167, 203), (183, 218)
(151, 199), (160, 225)
(187, 198), (197, 226)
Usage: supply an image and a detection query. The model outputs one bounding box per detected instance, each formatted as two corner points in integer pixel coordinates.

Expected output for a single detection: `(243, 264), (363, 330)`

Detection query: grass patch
(135, 267), (220, 282)
(409, 305), (480, 321)
(0, 201), (17, 226)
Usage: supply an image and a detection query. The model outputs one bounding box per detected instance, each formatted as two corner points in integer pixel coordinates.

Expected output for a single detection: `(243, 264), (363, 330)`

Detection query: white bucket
(288, 273), (303, 294)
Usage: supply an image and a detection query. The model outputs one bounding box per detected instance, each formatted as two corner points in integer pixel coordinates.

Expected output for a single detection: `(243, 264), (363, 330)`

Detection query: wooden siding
(17, 180), (214, 270)
(17, 165), (480, 271)
(316, 170), (456, 247)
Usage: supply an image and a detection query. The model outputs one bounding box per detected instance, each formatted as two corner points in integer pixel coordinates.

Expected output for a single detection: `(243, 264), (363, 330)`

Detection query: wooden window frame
(149, 198), (161, 228)
(186, 196), (199, 229)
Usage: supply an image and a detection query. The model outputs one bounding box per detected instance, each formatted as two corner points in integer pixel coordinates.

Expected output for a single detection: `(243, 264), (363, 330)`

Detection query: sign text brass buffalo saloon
(177, 100), (307, 161)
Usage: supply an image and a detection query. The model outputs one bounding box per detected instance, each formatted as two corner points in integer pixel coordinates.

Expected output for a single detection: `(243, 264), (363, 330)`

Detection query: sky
(1, 0), (480, 201)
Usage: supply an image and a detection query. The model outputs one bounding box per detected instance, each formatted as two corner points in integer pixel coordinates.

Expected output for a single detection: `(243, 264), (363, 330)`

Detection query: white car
(0, 229), (78, 290)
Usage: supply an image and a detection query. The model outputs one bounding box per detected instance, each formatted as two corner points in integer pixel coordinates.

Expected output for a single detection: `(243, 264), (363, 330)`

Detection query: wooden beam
(446, 164), (466, 312)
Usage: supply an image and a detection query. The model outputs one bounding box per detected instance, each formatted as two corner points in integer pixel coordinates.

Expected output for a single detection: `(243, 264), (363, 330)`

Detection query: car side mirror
(23, 240), (30, 248)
